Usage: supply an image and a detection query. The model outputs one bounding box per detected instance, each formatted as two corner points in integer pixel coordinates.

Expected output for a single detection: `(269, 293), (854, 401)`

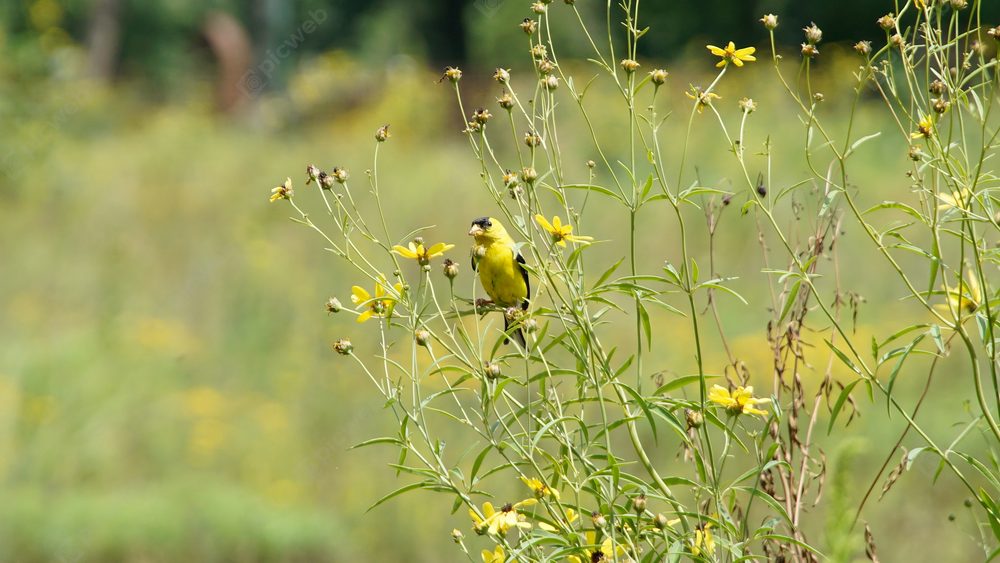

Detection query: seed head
(319, 172), (335, 190)
(532, 44), (548, 59)
(331, 167), (349, 183)
(472, 245), (487, 259)
(521, 18), (537, 35)
(523, 317), (538, 333)
(525, 132), (543, 147)
(333, 338), (353, 356)
(375, 124), (391, 142)
(930, 80), (947, 95)
(633, 494), (647, 513)
(591, 512), (607, 528)
(648, 69), (668, 85)
(877, 13), (895, 31)
(543, 75), (559, 91)
(685, 408), (704, 429)
(415, 329), (431, 347)
(521, 166), (538, 183)
(890, 34), (905, 48)
(932, 98), (950, 114)
(531, 2), (546, 14)
(801, 43), (819, 58)
(442, 66), (462, 83)
(654, 513), (672, 529)
(803, 22), (822, 44)
(494, 68), (511, 84)
(306, 164), (321, 181)
(325, 297), (342, 314)
(443, 258), (459, 279)
(854, 40), (872, 56)
(538, 58), (556, 74)
(908, 146), (923, 161)
(760, 14), (778, 30)
(497, 90), (515, 110)
(722, 193), (733, 206)
(484, 361), (502, 379)
(620, 58), (640, 73)
(472, 108), (491, 125)
(757, 178), (768, 197)
(739, 97), (757, 113)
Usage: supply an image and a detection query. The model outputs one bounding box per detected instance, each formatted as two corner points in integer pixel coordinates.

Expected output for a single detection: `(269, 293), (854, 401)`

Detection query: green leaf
(470, 445), (492, 483)
(595, 257), (626, 288)
(350, 437), (403, 450)
(828, 378), (861, 434)
(562, 184), (625, 204)
(615, 382), (658, 444)
(824, 339), (863, 375)
(367, 481), (429, 512)
(930, 324), (945, 353)
(886, 333), (927, 417)
(652, 374), (721, 396)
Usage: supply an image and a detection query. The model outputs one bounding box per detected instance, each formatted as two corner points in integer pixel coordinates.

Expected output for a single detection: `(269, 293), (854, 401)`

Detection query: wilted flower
(497, 90), (515, 109)
(877, 13), (895, 30)
(930, 80), (947, 95)
(270, 177), (293, 202)
(525, 132), (543, 147)
(503, 170), (519, 187)
(989, 27), (1000, 40)
(854, 40), (872, 56)
(521, 18), (537, 35)
(761, 14), (778, 30)
(531, 1), (546, 13)
(494, 68), (511, 83)
(443, 258), (459, 279)
(325, 297), (342, 314)
(331, 166), (349, 183)
(472, 107), (491, 124)
(442, 66), (462, 83)
(739, 97), (757, 113)
(538, 58), (556, 74)
(620, 58), (640, 72)
(803, 22), (822, 44)
(306, 164), (321, 182)
(686, 88), (721, 113)
(708, 385), (770, 417)
(333, 338), (353, 356)
(890, 33), (905, 48)
(451, 529), (464, 543)
(950, 0), (967, 9)
(633, 494), (647, 513)
(591, 512), (607, 528)
(707, 41), (756, 67)
(484, 361), (502, 379)
(932, 98), (950, 114)
(375, 124), (391, 142)
(648, 69), (668, 85)
(543, 75), (559, 90)
(532, 44), (548, 59)
(685, 408), (704, 429)
(521, 167), (538, 182)
(801, 43), (819, 58)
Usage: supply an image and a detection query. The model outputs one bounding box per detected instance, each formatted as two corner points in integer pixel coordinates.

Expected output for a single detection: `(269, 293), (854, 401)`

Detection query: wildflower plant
(271, 1), (1000, 561)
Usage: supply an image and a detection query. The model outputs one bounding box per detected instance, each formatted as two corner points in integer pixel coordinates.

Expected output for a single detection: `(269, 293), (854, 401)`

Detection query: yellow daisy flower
(521, 476), (560, 500)
(538, 507), (578, 532)
(936, 269), (983, 316)
(392, 240), (455, 264)
(708, 385), (770, 417)
(350, 275), (402, 323)
(938, 189), (971, 211)
(707, 41), (756, 67)
(471, 500), (538, 536)
(535, 215), (593, 247)
(911, 113), (934, 139)
(691, 522), (716, 556)
(686, 90), (721, 114)
(270, 177), (293, 202)
(567, 531), (627, 563)
(482, 545), (505, 563)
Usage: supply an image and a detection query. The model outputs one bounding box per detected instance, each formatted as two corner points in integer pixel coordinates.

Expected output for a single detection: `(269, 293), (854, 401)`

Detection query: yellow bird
(468, 217), (529, 347)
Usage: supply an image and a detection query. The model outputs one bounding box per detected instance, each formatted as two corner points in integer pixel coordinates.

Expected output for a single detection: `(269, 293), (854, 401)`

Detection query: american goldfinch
(469, 217), (529, 347)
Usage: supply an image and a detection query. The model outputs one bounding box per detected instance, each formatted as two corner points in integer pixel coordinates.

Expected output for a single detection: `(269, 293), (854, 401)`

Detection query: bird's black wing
(516, 251), (530, 310)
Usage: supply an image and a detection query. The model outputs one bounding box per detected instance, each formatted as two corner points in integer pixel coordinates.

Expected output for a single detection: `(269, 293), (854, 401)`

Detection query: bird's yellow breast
(478, 243), (527, 308)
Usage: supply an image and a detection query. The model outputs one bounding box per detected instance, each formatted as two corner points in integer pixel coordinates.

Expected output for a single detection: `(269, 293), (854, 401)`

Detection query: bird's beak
(468, 225), (484, 237)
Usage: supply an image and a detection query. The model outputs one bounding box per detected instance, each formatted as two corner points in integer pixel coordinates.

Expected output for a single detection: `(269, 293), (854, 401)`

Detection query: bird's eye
(486, 221), (492, 227)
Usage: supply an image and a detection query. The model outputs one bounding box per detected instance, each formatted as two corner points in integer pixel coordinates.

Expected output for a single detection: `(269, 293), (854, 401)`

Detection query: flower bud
(452, 529), (464, 542)
(521, 167), (538, 183)
(484, 361), (502, 379)
(965, 498), (974, 508)
(620, 59), (640, 73)
(523, 317), (538, 334)
(587, 160), (595, 168)
(333, 338), (353, 356)
(443, 258), (459, 279)
(930, 80), (947, 95)
(890, 34), (905, 48)
(497, 90), (515, 109)
(494, 67), (511, 83)
(375, 124), (391, 142)
(633, 494), (647, 513)
(503, 170), (519, 187)
(877, 13), (895, 31)
(648, 69), (668, 85)
(531, 2), (546, 13)
(319, 173), (335, 190)
(564, 0), (575, 3)
(951, 0), (967, 8)
(525, 132), (543, 147)
(443, 66), (462, 83)
(472, 108), (491, 124)
(932, 98), (949, 114)
(306, 164), (321, 181)
(532, 44), (548, 59)
(538, 58), (556, 74)
(331, 167), (349, 183)
(760, 14), (778, 30)
(521, 18), (537, 35)
(591, 512), (607, 528)
(543, 75), (559, 91)
(472, 245), (487, 258)
(854, 41), (871, 56)
(415, 329), (431, 347)
(801, 43), (819, 58)
(814, 93), (824, 102)
(325, 297), (342, 314)
(739, 97), (757, 113)
(685, 408), (704, 429)
(803, 22), (822, 44)
(654, 513), (671, 529)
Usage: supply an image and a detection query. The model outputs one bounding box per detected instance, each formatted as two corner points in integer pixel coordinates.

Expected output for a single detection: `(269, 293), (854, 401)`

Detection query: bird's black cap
(471, 217), (493, 228)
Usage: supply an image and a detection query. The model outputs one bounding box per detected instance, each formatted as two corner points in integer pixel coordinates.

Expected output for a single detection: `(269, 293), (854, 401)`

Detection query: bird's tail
(504, 314), (526, 349)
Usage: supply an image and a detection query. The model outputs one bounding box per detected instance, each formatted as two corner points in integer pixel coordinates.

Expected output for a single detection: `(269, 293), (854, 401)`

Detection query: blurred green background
(2, 0), (1000, 562)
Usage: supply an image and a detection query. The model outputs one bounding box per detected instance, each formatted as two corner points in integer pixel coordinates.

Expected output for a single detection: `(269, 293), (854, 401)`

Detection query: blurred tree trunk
(84, 0), (122, 82)
(203, 11), (253, 114)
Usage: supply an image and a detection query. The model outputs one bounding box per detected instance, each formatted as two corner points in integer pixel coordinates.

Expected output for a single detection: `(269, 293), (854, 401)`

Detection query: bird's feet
(475, 298), (494, 309)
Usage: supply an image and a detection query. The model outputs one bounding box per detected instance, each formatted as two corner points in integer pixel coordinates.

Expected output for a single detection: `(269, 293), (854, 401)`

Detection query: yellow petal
(357, 309), (374, 323)
(427, 243), (453, 257)
(393, 245), (419, 259)
(518, 498), (539, 507)
(351, 286), (371, 303)
(732, 58), (743, 67)
(482, 550), (493, 563)
(535, 214), (554, 233)
(483, 502), (495, 517)
(716, 60), (726, 67)
(539, 522), (557, 532)
(470, 508), (482, 524)
(552, 216), (562, 231)
(557, 239), (567, 248)
(566, 508), (578, 522)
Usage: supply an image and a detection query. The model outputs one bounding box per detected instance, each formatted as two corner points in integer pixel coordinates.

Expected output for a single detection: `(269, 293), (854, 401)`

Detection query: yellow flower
(350, 275), (402, 323)
(471, 500), (538, 536)
(686, 90), (721, 114)
(535, 215), (593, 247)
(538, 507), (578, 532)
(911, 113), (934, 139)
(270, 177), (293, 202)
(691, 523), (716, 556)
(707, 41), (756, 67)
(937, 269), (983, 316)
(938, 189), (971, 211)
(568, 531), (627, 563)
(392, 241), (454, 264)
(521, 476), (560, 500)
(482, 545), (504, 563)
(708, 385), (770, 417)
